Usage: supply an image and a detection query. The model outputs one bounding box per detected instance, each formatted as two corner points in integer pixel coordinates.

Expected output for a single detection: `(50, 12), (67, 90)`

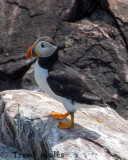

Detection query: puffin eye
(41, 43), (44, 48)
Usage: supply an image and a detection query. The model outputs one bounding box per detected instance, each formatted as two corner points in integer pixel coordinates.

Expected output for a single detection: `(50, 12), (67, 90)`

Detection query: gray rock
(0, 142), (33, 160)
(0, 89), (128, 160)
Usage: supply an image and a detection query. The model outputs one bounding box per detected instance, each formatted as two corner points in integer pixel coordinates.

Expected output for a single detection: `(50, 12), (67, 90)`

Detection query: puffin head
(26, 36), (57, 59)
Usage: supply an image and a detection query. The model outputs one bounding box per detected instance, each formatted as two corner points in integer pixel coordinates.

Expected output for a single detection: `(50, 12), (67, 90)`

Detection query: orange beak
(26, 45), (34, 59)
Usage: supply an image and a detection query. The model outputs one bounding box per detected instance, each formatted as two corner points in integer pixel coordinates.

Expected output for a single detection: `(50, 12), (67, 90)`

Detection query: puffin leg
(58, 114), (74, 129)
(51, 111), (69, 120)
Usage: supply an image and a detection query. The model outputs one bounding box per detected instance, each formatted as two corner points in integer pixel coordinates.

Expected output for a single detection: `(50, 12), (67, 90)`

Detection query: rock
(0, 0), (75, 90)
(0, 89), (128, 160)
(0, 142), (33, 160)
(107, 0), (128, 48)
(125, 106), (128, 110)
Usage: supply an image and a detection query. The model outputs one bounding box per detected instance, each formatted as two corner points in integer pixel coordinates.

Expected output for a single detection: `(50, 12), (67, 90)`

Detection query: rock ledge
(0, 90), (128, 160)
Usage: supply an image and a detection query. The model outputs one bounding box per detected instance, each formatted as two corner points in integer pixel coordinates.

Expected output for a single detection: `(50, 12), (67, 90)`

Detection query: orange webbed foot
(51, 111), (69, 120)
(58, 122), (74, 129)
(51, 112), (74, 129)
(58, 114), (74, 129)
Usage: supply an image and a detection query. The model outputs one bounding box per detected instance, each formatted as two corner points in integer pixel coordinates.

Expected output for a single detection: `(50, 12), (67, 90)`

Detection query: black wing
(47, 62), (101, 104)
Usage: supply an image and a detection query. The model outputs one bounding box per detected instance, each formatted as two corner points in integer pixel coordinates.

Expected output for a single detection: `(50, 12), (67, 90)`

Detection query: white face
(34, 41), (57, 57)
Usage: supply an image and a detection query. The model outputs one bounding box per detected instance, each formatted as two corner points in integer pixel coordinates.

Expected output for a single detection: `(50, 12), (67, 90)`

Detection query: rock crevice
(6, 0), (44, 18)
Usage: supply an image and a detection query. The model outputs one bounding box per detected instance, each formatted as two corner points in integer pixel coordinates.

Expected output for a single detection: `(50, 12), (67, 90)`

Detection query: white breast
(35, 60), (69, 103)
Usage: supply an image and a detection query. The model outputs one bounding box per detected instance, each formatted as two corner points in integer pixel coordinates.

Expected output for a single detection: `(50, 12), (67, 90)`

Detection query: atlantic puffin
(26, 36), (106, 129)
